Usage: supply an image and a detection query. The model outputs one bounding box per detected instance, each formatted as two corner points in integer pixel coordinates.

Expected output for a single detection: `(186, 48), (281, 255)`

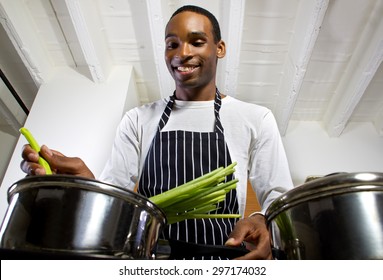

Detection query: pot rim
(265, 172), (383, 223)
(7, 175), (167, 224)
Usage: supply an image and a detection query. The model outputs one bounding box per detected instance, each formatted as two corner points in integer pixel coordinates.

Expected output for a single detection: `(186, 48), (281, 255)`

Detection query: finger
(21, 144), (46, 175)
(243, 232), (273, 260)
(21, 144), (39, 162)
(41, 145), (66, 157)
(225, 219), (251, 245)
(20, 160), (46, 175)
(39, 145), (69, 168)
(39, 146), (71, 172)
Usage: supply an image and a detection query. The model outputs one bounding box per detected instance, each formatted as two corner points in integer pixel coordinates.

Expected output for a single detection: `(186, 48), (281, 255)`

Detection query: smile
(175, 66), (199, 74)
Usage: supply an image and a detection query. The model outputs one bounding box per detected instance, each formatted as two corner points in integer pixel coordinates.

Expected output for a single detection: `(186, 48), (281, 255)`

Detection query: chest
(162, 105), (216, 132)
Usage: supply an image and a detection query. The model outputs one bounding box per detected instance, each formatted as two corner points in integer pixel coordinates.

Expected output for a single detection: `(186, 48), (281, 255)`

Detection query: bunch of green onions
(149, 162), (242, 224)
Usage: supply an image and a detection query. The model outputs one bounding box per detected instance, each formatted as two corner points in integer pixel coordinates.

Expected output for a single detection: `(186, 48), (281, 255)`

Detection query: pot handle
(156, 239), (250, 259)
(271, 247), (287, 260)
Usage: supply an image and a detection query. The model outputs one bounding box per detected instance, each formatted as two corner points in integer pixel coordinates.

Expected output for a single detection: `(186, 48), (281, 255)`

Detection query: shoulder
(117, 98), (168, 131)
(220, 95), (282, 143)
(133, 98), (168, 114)
(124, 98), (168, 119)
(221, 95), (273, 122)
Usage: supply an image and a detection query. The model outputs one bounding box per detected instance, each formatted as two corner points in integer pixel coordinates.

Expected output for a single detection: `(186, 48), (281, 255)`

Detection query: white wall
(283, 121), (383, 185)
(0, 66), (138, 220)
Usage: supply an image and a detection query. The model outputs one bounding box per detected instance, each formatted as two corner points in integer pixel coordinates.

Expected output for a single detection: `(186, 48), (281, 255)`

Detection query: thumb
(225, 225), (246, 247)
(225, 216), (259, 247)
(39, 145), (67, 172)
(40, 145), (54, 157)
(40, 145), (57, 164)
(225, 237), (242, 246)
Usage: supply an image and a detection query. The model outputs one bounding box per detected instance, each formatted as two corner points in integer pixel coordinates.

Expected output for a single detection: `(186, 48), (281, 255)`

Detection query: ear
(217, 40), (226, 59)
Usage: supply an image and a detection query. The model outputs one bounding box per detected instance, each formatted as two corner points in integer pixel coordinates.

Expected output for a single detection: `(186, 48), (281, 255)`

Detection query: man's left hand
(225, 214), (272, 260)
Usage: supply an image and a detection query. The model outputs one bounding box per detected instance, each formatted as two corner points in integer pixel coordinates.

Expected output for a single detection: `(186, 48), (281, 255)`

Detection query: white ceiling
(1, 0), (382, 137)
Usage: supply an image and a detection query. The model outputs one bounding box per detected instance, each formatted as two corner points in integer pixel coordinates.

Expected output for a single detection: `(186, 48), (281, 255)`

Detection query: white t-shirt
(100, 95), (293, 216)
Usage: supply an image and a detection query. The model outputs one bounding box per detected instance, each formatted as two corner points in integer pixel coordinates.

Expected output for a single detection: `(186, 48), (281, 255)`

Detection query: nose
(176, 43), (192, 60)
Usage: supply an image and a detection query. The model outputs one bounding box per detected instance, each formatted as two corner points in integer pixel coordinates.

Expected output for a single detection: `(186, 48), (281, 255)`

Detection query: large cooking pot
(266, 172), (383, 260)
(0, 175), (166, 259)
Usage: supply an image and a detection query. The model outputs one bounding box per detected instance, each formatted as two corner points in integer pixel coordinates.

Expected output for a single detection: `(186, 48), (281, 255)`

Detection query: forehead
(165, 11), (213, 38)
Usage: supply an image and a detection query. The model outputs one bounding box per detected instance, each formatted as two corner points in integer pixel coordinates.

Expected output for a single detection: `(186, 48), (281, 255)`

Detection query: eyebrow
(165, 31), (208, 40)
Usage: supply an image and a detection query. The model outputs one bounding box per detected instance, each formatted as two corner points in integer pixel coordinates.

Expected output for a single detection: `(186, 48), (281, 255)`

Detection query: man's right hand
(21, 144), (95, 179)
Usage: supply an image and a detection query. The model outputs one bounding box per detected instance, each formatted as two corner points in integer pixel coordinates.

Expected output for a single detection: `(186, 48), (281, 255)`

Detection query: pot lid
(265, 172), (383, 221)
(7, 175), (166, 222)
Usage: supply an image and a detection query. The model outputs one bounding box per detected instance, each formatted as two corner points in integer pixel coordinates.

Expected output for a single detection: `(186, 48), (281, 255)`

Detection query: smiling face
(165, 11), (225, 100)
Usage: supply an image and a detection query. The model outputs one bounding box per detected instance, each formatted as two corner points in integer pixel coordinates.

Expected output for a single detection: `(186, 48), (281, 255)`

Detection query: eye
(190, 38), (206, 47)
(193, 42), (204, 47)
(166, 41), (178, 49)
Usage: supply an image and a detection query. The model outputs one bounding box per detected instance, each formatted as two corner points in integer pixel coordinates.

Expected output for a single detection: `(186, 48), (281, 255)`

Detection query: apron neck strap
(214, 89), (224, 133)
(158, 88), (224, 133)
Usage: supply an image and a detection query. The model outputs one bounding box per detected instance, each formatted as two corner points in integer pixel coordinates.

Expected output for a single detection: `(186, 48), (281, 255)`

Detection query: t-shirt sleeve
(248, 110), (293, 213)
(99, 109), (141, 191)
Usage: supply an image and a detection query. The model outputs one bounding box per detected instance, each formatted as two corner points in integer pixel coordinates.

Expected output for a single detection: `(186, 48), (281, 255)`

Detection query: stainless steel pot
(0, 175), (166, 259)
(266, 172), (383, 260)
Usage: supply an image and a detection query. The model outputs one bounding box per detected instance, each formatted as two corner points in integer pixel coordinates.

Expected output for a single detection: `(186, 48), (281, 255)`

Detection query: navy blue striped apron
(138, 90), (239, 249)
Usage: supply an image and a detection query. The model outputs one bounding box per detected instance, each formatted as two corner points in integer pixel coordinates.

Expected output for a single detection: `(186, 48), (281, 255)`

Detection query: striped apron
(138, 90), (239, 255)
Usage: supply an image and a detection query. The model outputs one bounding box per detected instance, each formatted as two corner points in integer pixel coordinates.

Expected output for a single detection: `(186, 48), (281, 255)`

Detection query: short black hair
(169, 5), (221, 43)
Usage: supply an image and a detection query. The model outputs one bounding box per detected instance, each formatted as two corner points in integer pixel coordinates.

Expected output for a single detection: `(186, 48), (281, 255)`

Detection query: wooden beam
(275, 0), (329, 135)
(323, 0), (383, 137)
(218, 0), (246, 96)
(145, 0), (174, 99)
(51, 0), (110, 83)
(0, 0), (53, 86)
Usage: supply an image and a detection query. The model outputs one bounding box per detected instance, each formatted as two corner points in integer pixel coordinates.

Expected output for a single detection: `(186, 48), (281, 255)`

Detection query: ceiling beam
(51, 0), (111, 83)
(323, 0), (383, 137)
(0, 0), (53, 87)
(145, 0), (174, 99)
(274, 0), (329, 135)
(218, 0), (246, 96)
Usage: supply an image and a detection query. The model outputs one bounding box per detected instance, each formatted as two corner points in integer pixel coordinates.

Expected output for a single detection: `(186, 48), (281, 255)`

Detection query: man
(21, 5), (293, 259)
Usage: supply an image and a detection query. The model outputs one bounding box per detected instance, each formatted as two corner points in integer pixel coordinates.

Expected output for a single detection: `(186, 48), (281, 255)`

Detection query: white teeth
(177, 66), (195, 72)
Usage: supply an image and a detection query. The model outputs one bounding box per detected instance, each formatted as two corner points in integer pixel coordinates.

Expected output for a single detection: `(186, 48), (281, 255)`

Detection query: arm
(226, 110), (293, 259)
(99, 100), (164, 190)
(98, 110), (144, 190)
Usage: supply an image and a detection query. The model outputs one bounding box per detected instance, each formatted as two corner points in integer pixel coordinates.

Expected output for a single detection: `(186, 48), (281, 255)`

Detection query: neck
(174, 84), (217, 101)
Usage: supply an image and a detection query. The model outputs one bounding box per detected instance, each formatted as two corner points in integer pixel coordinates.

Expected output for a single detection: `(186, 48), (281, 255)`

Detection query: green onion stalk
(149, 162), (242, 224)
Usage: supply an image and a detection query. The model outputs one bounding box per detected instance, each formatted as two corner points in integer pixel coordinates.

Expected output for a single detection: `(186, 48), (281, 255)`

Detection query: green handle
(20, 127), (52, 175)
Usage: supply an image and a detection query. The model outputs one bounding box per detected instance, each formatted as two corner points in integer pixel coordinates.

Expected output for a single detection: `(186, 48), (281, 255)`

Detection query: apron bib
(138, 90), (239, 247)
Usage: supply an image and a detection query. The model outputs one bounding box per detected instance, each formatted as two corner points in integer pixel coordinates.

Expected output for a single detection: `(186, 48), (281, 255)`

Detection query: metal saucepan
(0, 175), (166, 259)
(265, 172), (383, 260)
(0, 175), (249, 259)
